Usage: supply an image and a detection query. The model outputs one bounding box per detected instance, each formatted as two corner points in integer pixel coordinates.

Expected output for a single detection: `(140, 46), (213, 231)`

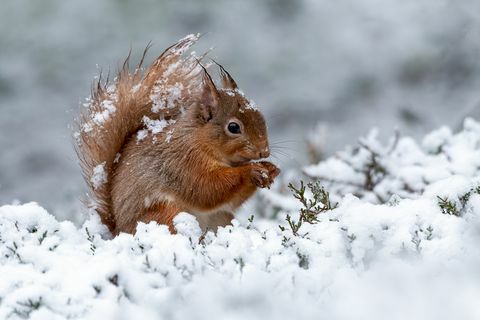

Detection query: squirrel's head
(193, 63), (270, 166)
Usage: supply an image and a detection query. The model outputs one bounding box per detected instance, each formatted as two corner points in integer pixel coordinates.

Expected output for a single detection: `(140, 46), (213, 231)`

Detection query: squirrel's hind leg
(189, 211), (233, 233)
(207, 211), (234, 230)
(140, 202), (181, 234)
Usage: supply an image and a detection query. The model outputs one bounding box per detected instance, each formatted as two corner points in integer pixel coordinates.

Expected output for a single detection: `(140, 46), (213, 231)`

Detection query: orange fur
(75, 35), (279, 235)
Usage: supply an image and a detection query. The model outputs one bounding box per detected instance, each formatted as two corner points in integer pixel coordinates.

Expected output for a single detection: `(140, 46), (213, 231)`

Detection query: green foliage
(12, 298), (42, 319)
(411, 225), (435, 252)
(296, 251), (310, 269)
(284, 181), (337, 236)
(358, 141), (388, 192)
(246, 215), (255, 230)
(38, 231), (48, 245)
(425, 225), (434, 240)
(304, 133), (401, 203)
(411, 230), (422, 252)
(234, 257), (245, 272)
(6, 241), (23, 263)
(85, 228), (96, 254)
(437, 186), (480, 217)
(437, 196), (460, 216)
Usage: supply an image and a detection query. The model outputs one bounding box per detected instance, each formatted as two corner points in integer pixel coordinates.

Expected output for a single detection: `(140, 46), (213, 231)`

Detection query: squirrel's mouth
(229, 155), (256, 167)
(230, 153), (264, 167)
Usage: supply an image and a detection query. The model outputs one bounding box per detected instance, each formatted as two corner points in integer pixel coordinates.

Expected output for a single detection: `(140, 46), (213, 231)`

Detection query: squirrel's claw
(250, 162), (280, 188)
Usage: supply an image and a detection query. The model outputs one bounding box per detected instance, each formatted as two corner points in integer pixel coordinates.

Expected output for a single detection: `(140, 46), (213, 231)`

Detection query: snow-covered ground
(1, 120), (480, 320)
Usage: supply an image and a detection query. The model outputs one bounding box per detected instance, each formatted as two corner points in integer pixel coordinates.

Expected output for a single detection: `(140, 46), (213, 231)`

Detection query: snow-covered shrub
(1, 120), (480, 319)
(266, 118), (480, 205)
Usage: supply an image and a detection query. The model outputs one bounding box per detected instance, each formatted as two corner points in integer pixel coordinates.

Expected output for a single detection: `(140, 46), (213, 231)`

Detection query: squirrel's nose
(259, 147), (270, 158)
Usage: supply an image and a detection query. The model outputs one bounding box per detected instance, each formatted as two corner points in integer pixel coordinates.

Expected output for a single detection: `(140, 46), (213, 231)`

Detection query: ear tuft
(211, 59), (238, 90)
(197, 61), (219, 122)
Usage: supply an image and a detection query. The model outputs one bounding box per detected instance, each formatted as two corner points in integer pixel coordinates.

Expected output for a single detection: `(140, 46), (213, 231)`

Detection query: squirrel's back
(75, 35), (205, 232)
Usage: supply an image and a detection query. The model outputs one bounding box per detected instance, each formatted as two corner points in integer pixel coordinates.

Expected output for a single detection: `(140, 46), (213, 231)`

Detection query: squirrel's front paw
(250, 162), (280, 188)
(259, 161), (280, 181)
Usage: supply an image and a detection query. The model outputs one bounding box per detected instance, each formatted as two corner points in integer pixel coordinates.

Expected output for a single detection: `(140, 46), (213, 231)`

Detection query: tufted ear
(211, 59), (238, 90)
(198, 63), (219, 122)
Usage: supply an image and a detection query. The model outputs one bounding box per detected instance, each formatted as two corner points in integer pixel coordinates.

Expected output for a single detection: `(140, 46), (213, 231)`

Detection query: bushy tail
(75, 34), (204, 232)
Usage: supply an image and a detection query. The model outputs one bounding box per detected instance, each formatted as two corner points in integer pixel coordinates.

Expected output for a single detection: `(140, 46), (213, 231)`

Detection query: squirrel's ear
(199, 66), (219, 122)
(212, 59), (238, 90)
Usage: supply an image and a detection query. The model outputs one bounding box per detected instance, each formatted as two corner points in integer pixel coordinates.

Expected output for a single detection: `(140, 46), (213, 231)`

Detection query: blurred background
(1, 0), (480, 223)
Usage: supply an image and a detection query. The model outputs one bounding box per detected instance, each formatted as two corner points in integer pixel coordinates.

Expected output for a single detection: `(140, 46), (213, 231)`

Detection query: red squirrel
(75, 34), (280, 235)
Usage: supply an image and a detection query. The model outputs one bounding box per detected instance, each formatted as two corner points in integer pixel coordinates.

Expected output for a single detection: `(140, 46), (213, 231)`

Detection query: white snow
(151, 82), (184, 113)
(170, 33), (200, 55)
(245, 98), (258, 111)
(90, 162), (107, 190)
(2, 121), (480, 319)
(222, 88), (259, 111)
(136, 129), (148, 142)
(165, 129), (174, 143)
(136, 116), (176, 142)
(92, 100), (116, 126)
(303, 118), (480, 203)
(82, 96), (117, 133)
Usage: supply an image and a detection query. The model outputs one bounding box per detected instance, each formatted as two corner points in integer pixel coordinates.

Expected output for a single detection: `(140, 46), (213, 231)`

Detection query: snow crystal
(92, 110), (110, 125)
(92, 100), (116, 125)
(82, 97), (92, 108)
(165, 129), (174, 143)
(151, 82), (184, 113)
(143, 116), (174, 134)
(245, 98), (258, 111)
(90, 162), (107, 190)
(82, 98), (117, 132)
(82, 122), (93, 133)
(234, 88), (245, 97)
(160, 61), (181, 80)
(136, 117), (176, 142)
(170, 33), (200, 55)
(106, 84), (117, 97)
(137, 129), (148, 141)
(222, 88), (258, 111)
(131, 83), (142, 93)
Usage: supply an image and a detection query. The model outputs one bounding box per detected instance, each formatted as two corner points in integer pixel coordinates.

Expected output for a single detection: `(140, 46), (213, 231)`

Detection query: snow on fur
(90, 162), (107, 190)
(136, 116), (176, 142)
(2, 121), (480, 319)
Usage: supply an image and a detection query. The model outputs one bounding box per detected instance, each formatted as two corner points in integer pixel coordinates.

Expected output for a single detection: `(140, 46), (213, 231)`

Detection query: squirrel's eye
(227, 122), (241, 134)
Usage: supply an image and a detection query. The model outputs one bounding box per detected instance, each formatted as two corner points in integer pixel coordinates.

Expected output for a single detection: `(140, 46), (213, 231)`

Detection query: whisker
(270, 140), (300, 147)
(270, 154), (281, 161)
(270, 145), (292, 151)
(271, 150), (290, 157)
(271, 139), (299, 143)
(270, 149), (298, 161)
(268, 154), (290, 167)
(268, 153), (304, 168)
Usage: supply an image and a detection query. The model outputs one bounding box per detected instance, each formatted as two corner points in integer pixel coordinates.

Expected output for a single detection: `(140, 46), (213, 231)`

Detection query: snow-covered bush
(2, 120), (480, 319)
(266, 118), (480, 205)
